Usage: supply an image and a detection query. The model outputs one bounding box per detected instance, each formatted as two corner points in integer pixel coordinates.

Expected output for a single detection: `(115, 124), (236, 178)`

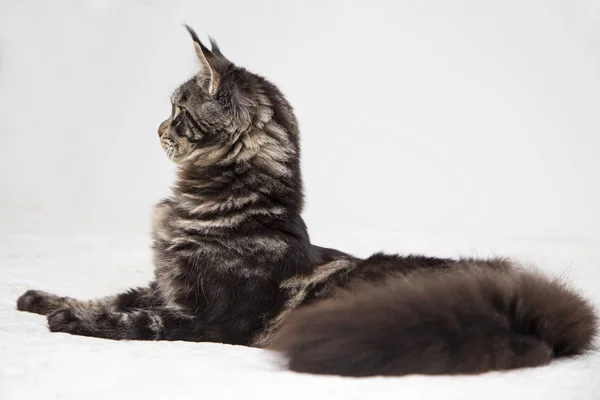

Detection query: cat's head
(158, 25), (296, 168)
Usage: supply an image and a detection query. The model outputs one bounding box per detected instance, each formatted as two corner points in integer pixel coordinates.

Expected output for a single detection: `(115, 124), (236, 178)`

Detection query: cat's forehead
(170, 79), (200, 105)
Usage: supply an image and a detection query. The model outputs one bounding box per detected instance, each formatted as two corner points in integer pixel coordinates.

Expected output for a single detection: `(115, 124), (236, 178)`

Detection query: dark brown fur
(270, 262), (598, 376)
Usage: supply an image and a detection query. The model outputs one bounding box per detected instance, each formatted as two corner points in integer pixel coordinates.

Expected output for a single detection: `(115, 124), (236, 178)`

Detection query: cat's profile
(17, 26), (597, 377)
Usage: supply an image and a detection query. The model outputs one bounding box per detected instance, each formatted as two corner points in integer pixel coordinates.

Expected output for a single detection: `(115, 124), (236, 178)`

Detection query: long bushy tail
(269, 265), (598, 376)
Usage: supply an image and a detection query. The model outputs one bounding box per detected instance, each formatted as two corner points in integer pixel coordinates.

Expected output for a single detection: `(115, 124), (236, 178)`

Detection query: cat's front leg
(47, 306), (197, 341)
(17, 290), (79, 315)
(17, 284), (160, 315)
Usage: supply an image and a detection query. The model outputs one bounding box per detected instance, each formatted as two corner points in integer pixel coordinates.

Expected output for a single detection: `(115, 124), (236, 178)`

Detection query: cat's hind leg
(16, 283), (160, 315)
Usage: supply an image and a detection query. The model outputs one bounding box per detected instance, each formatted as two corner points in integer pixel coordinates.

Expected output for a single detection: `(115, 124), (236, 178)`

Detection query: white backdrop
(1, 0), (599, 254)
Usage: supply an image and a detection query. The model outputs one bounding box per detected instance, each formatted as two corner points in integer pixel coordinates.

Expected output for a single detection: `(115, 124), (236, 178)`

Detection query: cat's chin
(164, 148), (181, 163)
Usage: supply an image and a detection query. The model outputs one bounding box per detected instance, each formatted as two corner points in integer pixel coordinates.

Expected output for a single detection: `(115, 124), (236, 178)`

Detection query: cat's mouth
(166, 147), (176, 161)
(160, 138), (178, 161)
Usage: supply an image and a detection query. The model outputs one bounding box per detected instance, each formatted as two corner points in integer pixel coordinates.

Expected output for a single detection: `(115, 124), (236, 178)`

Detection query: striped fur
(17, 27), (597, 376)
(18, 26), (322, 344)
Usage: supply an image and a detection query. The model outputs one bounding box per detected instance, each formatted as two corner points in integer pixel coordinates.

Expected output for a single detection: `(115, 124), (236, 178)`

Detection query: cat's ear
(184, 25), (224, 96)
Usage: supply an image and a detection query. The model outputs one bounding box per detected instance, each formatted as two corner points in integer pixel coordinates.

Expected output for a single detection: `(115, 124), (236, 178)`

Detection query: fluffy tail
(269, 265), (598, 376)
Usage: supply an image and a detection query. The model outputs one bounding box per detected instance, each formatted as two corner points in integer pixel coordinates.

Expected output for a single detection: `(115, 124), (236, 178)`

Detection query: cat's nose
(158, 120), (169, 137)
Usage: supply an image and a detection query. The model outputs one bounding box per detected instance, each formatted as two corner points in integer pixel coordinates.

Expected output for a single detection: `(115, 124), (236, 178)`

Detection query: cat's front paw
(47, 308), (89, 335)
(17, 290), (60, 315)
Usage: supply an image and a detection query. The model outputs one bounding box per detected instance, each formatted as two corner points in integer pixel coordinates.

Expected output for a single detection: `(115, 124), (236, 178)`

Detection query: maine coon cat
(17, 26), (597, 377)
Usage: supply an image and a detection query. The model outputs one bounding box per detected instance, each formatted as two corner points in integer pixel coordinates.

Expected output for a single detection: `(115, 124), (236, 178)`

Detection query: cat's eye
(173, 115), (184, 127)
(170, 104), (186, 127)
(171, 104), (186, 117)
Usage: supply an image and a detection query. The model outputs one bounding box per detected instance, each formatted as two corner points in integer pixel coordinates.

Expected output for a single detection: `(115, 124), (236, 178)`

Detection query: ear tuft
(208, 36), (223, 57)
(183, 24), (222, 95)
(184, 24), (200, 45)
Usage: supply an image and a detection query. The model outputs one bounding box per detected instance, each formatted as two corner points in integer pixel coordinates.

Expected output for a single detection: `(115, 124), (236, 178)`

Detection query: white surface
(1, 233), (599, 400)
(1, 0), (600, 399)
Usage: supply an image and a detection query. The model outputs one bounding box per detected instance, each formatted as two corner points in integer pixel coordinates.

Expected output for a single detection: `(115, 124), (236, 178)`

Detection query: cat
(17, 26), (597, 377)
